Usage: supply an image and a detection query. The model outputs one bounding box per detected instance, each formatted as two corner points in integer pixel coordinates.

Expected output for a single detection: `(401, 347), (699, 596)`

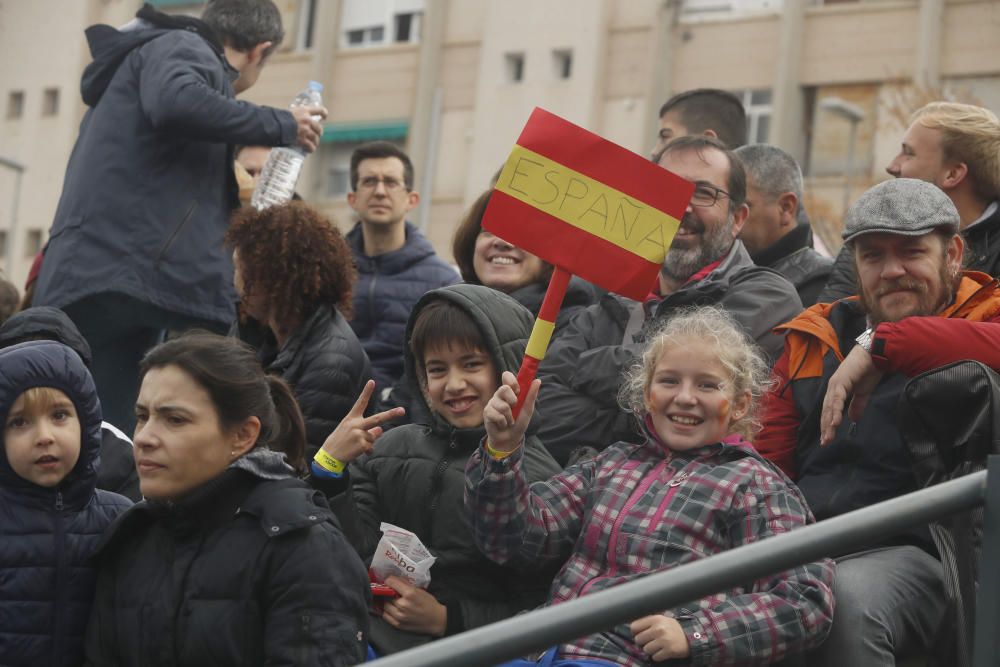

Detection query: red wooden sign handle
(513, 267), (572, 420)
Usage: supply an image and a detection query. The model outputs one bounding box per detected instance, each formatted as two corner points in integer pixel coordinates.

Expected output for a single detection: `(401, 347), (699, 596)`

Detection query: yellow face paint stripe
(524, 318), (556, 361)
(494, 145), (681, 265)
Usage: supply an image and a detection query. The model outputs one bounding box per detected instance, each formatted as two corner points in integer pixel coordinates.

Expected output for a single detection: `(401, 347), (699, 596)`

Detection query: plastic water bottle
(251, 81), (324, 210)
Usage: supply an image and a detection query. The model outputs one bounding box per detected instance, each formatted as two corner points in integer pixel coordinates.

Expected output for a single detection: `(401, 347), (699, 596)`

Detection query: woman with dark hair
(451, 189), (597, 330)
(227, 201), (372, 457)
(84, 333), (371, 666)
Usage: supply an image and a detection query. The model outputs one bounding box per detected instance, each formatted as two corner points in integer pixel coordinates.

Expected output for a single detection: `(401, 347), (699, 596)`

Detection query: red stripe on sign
(516, 108), (694, 220)
(487, 192), (660, 300)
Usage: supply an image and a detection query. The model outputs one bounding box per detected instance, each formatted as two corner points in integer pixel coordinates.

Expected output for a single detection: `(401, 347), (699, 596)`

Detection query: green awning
(147, 0), (204, 7)
(322, 120), (409, 143)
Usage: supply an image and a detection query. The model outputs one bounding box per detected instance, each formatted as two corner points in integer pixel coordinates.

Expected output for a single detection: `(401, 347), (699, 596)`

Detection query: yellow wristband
(313, 449), (346, 474)
(485, 439), (520, 461)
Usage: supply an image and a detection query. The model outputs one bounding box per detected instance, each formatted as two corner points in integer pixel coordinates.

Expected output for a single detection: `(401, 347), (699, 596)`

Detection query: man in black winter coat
(819, 101), (1000, 302)
(33, 1), (325, 432)
(735, 144), (832, 307)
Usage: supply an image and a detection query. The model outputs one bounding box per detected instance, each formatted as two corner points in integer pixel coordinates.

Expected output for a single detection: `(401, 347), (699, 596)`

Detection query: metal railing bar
(973, 457), (1000, 666)
(372, 470), (987, 667)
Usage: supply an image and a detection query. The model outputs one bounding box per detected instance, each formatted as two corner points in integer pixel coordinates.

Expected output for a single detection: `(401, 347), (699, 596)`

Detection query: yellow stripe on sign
(525, 318), (556, 360)
(495, 145), (680, 264)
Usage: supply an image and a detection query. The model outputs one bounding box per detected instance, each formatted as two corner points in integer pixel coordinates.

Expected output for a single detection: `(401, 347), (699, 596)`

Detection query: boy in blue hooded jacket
(0, 341), (132, 666)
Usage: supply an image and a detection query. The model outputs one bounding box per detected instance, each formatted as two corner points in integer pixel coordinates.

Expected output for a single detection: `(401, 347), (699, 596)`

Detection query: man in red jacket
(756, 177), (1000, 666)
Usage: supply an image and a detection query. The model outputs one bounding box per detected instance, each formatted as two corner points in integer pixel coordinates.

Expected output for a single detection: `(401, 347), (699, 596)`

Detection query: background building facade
(2, 0), (999, 287)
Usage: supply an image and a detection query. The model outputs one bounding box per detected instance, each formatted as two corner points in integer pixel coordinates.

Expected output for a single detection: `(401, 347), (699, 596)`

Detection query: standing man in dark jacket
(536, 136), (803, 465)
(346, 141), (458, 398)
(736, 144), (833, 306)
(819, 101), (1000, 302)
(32, 1), (325, 431)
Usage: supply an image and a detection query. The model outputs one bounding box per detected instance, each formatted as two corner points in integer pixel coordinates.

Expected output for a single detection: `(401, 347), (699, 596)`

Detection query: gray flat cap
(842, 178), (960, 243)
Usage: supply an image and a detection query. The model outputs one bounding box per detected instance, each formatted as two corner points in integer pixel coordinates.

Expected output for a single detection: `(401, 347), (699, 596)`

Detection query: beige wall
(4, 0), (1000, 282)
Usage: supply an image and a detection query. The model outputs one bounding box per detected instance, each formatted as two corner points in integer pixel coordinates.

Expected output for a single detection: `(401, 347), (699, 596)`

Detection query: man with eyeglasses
(534, 136), (802, 465)
(345, 141), (458, 399)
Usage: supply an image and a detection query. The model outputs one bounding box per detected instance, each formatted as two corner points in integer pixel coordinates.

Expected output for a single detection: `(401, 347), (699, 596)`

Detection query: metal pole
(373, 471), (987, 667)
(0, 158), (26, 275)
(417, 86), (442, 235)
(842, 119), (857, 217)
(973, 456), (1000, 666)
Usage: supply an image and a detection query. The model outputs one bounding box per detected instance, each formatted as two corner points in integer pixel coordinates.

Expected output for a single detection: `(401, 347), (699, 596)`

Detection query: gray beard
(662, 215), (736, 283)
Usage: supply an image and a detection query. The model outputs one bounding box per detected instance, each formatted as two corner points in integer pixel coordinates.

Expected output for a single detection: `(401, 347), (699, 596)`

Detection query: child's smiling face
(4, 388), (82, 488)
(421, 343), (498, 430)
(643, 339), (748, 451)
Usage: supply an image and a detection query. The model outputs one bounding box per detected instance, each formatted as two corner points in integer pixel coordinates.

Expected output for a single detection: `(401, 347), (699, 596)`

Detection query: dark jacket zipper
(427, 435), (459, 513)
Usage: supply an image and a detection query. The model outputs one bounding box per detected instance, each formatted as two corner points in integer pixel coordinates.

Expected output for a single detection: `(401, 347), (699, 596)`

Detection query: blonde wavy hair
(913, 102), (1000, 201)
(618, 307), (773, 440)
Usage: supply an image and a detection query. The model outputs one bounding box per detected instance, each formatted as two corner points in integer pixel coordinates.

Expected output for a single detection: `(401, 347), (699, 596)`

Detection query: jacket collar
(751, 223), (814, 269)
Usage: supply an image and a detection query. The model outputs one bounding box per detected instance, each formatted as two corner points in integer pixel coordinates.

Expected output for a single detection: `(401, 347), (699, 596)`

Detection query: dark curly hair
(226, 202), (356, 329)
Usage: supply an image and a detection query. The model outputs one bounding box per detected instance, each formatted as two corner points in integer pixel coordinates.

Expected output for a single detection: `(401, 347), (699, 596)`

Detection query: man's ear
(777, 192), (799, 229)
(730, 202), (750, 237)
(406, 190), (421, 211)
(250, 41), (273, 66)
(702, 129), (719, 141)
(940, 161), (969, 191)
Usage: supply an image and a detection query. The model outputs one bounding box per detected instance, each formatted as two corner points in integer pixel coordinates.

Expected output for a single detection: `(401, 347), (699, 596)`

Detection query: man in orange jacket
(757, 177), (1000, 666)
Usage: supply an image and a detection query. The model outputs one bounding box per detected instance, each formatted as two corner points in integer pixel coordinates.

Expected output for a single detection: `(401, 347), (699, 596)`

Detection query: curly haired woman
(227, 201), (372, 459)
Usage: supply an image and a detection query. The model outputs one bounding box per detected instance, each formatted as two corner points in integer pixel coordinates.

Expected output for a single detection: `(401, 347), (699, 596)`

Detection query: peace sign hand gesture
(320, 380), (405, 464)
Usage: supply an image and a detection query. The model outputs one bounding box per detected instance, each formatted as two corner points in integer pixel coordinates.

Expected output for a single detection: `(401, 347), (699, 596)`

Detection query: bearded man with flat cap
(757, 178), (1000, 666)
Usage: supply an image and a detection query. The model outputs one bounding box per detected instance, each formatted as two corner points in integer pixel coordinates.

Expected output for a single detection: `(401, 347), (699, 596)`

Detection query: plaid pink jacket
(465, 431), (835, 666)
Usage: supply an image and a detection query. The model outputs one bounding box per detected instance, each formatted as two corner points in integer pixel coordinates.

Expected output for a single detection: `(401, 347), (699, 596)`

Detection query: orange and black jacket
(756, 272), (1000, 530)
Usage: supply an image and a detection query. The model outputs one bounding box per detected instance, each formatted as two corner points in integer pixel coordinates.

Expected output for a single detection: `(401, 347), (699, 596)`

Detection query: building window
(345, 25), (385, 47)
(25, 229), (43, 257)
(553, 49), (573, 80)
(735, 88), (773, 144)
(296, 0), (317, 50)
(6, 91), (24, 120)
(505, 53), (525, 83)
(42, 88), (59, 116)
(394, 12), (421, 43)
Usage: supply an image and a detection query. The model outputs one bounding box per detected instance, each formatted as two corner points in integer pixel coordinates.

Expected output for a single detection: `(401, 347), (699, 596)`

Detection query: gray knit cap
(842, 178), (960, 243)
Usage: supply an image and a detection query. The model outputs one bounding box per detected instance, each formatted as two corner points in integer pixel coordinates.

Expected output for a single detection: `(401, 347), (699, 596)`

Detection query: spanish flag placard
(483, 107), (694, 300)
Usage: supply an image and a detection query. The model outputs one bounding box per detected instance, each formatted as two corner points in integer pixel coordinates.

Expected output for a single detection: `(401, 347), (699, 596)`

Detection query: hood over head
(0, 341), (103, 508)
(0, 306), (93, 366)
(402, 283), (535, 427)
(81, 3), (224, 107)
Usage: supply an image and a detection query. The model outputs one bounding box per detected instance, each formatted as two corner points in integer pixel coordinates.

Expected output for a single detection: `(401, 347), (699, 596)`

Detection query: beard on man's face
(661, 211), (736, 283)
(858, 257), (960, 326)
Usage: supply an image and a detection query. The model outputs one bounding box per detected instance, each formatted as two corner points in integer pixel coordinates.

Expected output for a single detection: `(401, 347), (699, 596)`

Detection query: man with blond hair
(820, 101), (1000, 301)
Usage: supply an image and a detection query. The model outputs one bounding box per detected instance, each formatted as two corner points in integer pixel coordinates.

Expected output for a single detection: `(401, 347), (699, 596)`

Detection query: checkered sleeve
(677, 462), (835, 666)
(465, 442), (594, 569)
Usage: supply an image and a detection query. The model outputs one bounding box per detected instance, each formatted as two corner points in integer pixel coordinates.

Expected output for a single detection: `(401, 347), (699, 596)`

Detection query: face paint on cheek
(718, 398), (730, 425)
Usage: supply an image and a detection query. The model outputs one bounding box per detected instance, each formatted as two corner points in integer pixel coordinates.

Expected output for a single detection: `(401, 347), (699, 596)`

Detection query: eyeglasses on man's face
(689, 183), (731, 208)
(358, 176), (407, 193)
